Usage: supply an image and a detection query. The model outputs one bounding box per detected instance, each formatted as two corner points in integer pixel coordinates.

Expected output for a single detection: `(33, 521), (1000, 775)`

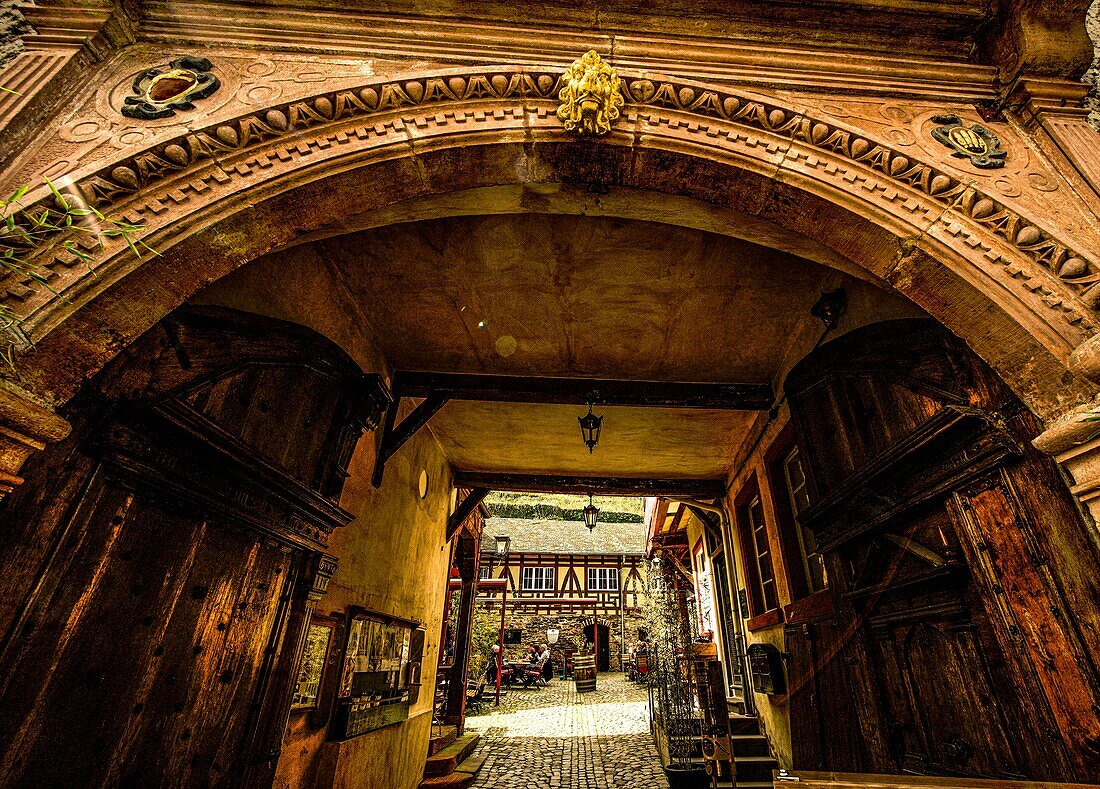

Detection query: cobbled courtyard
(465, 672), (670, 789)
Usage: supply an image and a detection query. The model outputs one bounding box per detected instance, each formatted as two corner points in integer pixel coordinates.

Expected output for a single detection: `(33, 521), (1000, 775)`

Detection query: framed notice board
(329, 608), (423, 740)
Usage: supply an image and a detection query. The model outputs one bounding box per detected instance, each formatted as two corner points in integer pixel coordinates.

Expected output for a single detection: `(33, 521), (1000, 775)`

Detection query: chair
(486, 659), (516, 687)
(522, 655), (550, 688)
(466, 679), (487, 715)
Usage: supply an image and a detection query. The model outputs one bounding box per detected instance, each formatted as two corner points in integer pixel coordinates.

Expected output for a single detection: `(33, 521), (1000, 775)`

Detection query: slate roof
(481, 517), (648, 556)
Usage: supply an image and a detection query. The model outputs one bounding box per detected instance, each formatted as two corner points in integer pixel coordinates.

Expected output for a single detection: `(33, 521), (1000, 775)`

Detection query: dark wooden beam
(451, 471), (726, 498)
(392, 371), (773, 410)
(371, 393), (450, 487)
(446, 487), (490, 542)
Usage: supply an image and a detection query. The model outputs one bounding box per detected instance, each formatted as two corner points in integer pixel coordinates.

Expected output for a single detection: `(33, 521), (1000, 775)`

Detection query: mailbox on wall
(747, 643), (787, 695)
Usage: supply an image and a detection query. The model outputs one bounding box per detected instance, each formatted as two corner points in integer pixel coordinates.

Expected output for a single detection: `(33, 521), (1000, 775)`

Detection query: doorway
(583, 623), (611, 672)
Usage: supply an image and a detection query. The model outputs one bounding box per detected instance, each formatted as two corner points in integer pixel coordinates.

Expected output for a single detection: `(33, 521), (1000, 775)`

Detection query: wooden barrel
(573, 653), (597, 693)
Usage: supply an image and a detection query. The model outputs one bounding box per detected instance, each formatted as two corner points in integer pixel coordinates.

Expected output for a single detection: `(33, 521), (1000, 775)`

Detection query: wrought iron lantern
(495, 535), (510, 555)
(583, 494), (599, 531)
(578, 403), (603, 452)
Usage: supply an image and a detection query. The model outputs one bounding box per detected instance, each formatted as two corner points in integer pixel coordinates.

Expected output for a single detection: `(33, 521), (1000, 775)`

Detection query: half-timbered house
(478, 516), (649, 672)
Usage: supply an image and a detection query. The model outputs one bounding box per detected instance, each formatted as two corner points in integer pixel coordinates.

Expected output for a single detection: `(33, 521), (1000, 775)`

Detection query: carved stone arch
(5, 65), (1100, 430)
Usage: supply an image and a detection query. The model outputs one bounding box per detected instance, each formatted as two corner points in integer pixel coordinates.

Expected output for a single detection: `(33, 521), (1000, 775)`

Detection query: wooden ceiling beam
(446, 487), (491, 542)
(392, 371), (773, 410)
(452, 471), (726, 499)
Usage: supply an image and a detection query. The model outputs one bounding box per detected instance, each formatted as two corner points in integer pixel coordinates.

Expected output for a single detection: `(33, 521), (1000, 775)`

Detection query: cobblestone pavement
(465, 673), (670, 789)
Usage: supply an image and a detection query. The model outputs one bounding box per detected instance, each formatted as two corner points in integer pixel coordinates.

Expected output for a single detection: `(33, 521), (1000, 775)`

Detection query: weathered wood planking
(783, 319), (1100, 782)
(0, 307), (384, 788)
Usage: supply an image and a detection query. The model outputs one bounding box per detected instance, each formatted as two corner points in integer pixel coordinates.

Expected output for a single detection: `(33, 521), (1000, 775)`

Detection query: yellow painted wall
(273, 410), (454, 789)
(721, 407), (795, 769)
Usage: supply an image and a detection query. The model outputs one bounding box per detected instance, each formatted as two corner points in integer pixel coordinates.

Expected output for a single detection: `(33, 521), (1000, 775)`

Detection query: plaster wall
(722, 407), (797, 770)
(274, 412), (454, 789)
(191, 240), (392, 380)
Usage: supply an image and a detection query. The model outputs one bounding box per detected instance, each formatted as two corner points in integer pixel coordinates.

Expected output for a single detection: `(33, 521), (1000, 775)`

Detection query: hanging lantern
(583, 494), (599, 531)
(495, 535), (510, 555)
(578, 403), (603, 453)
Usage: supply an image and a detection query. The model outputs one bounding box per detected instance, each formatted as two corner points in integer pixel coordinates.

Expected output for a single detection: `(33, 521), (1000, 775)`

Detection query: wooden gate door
(0, 307), (388, 788)
(784, 319), (1100, 783)
(786, 618), (866, 772)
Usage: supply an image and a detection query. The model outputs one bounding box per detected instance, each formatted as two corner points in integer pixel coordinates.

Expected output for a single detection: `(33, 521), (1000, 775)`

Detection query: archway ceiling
(313, 214), (869, 381)
(213, 212), (922, 481)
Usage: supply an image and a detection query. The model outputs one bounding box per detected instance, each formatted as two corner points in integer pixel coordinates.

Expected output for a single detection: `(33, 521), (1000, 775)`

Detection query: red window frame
(733, 473), (782, 630)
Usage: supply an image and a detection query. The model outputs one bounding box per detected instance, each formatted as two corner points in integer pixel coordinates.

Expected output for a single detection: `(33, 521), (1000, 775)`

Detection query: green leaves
(0, 179), (157, 371)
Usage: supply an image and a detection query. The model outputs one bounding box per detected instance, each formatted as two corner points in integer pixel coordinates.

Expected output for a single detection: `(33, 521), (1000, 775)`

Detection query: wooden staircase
(701, 713), (779, 789)
(418, 732), (485, 788)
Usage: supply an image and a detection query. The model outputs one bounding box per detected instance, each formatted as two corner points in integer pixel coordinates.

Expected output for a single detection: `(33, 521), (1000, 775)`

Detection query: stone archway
(5, 63), (1100, 496)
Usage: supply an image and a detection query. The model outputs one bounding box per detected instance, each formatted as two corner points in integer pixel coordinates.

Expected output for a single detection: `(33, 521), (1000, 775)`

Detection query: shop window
(291, 615), (336, 711)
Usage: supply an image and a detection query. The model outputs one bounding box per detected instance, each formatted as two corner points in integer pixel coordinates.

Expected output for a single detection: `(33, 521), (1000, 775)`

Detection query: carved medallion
(557, 50), (624, 136)
(930, 114), (1006, 169)
(121, 56), (221, 120)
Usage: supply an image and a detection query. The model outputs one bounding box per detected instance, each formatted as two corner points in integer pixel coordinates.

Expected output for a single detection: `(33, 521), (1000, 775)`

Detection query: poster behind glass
(333, 612), (415, 739)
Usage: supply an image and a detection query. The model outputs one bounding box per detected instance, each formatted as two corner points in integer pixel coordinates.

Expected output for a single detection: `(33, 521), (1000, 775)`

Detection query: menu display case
(331, 608), (421, 740)
(291, 615), (337, 711)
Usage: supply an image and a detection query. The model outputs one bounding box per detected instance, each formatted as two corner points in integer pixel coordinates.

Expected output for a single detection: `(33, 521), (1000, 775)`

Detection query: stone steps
(428, 733), (456, 756)
(419, 752), (486, 788)
(423, 733), (480, 777)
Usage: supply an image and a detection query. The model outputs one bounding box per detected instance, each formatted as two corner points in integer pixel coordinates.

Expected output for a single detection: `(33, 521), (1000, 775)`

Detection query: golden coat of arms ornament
(930, 113), (1006, 169)
(557, 50), (624, 136)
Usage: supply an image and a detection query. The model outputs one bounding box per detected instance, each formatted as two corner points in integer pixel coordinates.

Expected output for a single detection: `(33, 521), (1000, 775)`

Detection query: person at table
(539, 643), (552, 680)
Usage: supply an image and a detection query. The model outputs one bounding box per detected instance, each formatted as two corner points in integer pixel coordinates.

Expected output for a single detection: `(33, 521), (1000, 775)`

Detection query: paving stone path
(465, 672), (670, 789)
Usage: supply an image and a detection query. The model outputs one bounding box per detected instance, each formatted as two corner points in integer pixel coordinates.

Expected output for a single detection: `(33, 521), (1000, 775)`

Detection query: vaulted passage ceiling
(200, 213), (923, 482)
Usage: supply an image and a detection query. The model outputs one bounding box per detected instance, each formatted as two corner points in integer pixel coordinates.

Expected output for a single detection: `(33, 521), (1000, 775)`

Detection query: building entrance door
(583, 624), (611, 672)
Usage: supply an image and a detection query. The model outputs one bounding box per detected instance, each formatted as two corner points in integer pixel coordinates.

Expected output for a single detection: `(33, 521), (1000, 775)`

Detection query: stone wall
(487, 606), (648, 673)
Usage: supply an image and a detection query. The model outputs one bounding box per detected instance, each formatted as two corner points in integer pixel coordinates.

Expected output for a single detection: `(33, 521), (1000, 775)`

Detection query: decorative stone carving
(6, 66), (1100, 398)
(1034, 410), (1100, 523)
(121, 56), (221, 120)
(557, 51), (624, 136)
(930, 113), (1006, 169)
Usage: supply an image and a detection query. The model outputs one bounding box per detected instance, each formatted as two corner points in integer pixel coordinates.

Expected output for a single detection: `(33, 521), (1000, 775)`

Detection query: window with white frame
(587, 567), (619, 591)
(478, 565), (492, 580)
(521, 566), (556, 591)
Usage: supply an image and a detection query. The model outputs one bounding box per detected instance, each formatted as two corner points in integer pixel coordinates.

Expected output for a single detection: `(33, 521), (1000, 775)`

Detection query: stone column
(0, 383), (71, 501)
(1034, 335), (1100, 523)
